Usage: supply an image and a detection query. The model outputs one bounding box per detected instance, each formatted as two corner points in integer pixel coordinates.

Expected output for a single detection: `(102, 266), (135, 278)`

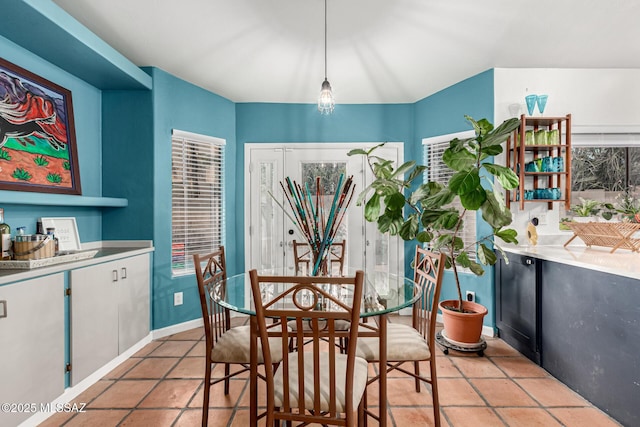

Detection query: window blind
(423, 134), (477, 259)
(171, 130), (225, 276)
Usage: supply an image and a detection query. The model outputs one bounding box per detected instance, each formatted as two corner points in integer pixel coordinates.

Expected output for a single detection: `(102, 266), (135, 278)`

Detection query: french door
(245, 143), (404, 277)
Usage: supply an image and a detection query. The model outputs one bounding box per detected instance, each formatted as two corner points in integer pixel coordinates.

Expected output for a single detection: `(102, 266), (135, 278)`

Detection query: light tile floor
(39, 316), (622, 427)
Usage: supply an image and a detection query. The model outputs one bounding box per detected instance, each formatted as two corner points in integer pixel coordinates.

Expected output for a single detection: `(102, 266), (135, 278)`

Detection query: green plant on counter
(0, 149), (10, 161)
(570, 197), (601, 217)
(348, 115), (520, 312)
(599, 202), (616, 221)
(12, 168), (32, 181)
(615, 189), (640, 215)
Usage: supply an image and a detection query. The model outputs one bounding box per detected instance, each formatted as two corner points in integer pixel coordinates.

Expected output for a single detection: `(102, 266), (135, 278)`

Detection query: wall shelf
(0, 191), (127, 208)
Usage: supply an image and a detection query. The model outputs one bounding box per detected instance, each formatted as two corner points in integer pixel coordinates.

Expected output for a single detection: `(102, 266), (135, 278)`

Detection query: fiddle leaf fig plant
(348, 116), (521, 311)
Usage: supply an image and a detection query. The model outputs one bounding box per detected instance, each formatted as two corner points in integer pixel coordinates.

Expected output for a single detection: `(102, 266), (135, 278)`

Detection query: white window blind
(171, 130), (225, 276)
(423, 132), (477, 260)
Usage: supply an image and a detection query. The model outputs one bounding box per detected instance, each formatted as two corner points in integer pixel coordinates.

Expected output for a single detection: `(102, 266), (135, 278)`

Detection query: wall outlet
(174, 292), (183, 306)
(465, 291), (475, 302)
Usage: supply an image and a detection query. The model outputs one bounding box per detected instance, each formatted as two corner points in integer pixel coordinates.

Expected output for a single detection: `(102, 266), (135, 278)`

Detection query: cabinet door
(118, 253), (150, 352)
(0, 275), (65, 427)
(70, 261), (119, 386)
(495, 252), (540, 363)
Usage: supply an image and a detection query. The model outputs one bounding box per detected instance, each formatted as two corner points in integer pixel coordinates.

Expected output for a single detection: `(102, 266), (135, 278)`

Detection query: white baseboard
(19, 334), (153, 427)
(151, 318), (204, 340)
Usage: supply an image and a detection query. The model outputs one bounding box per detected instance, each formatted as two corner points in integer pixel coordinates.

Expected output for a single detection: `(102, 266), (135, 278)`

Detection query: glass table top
(211, 269), (419, 318)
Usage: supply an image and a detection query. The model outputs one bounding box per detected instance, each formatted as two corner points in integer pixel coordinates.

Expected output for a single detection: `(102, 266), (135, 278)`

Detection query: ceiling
(52, 0), (640, 104)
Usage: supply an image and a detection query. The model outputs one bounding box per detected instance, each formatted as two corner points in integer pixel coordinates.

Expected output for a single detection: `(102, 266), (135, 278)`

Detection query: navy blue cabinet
(495, 252), (540, 364)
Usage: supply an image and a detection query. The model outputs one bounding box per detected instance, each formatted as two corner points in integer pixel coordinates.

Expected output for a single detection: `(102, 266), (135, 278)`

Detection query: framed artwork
(40, 217), (82, 252)
(0, 57), (81, 194)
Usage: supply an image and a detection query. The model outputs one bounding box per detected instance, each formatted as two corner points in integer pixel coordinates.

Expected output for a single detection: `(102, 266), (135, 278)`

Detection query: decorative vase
(438, 299), (488, 344)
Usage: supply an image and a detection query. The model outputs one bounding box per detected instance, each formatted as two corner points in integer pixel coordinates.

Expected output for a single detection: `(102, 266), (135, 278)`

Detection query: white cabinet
(70, 253), (150, 385)
(0, 274), (65, 427)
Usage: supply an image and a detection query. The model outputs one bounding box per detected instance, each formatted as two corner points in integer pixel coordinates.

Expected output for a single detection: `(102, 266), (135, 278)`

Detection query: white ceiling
(52, 0), (640, 104)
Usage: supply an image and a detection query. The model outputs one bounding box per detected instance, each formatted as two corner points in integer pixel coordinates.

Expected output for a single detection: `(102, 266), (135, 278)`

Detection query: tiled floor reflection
(38, 316), (621, 426)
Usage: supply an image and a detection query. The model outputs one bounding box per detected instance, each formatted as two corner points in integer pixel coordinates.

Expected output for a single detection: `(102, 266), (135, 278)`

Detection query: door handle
(0, 300), (6, 318)
(525, 258), (534, 265)
(112, 269), (118, 282)
(121, 267), (127, 279)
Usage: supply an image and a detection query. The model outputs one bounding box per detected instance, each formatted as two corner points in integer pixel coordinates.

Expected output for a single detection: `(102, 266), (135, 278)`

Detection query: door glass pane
(259, 162), (280, 270)
(300, 161), (348, 273)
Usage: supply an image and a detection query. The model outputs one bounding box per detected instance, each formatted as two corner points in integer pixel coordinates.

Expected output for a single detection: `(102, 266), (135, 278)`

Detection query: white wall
(493, 68), (640, 244)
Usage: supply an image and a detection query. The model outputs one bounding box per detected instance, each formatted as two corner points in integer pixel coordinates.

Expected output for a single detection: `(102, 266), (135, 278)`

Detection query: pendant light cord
(324, 0), (328, 80)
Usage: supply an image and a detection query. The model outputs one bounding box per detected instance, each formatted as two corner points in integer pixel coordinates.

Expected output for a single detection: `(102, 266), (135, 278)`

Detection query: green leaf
(378, 211), (403, 235)
(477, 243), (497, 266)
(483, 163), (520, 190)
(449, 168), (480, 195)
(480, 144), (504, 156)
(421, 187), (455, 209)
(495, 228), (518, 244)
(384, 192), (406, 211)
(416, 230), (433, 243)
(390, 161), (416, 179)
(481, 190), (513, 228)
(479, 118), (520, 148)
(364, 193), (381, 222)
(456, 251), (471, 268)
(399, 214), (420, 241)
(468, 261), (485, 276)
(409, 183), (434, 205)
(433, 210), (460, 230)
(460, 187), (486, 210)
(443, 147), (476, 171)
(405, 165), (428, 184)
(453, 237), (464, 251)
(347, 148), (369, 156)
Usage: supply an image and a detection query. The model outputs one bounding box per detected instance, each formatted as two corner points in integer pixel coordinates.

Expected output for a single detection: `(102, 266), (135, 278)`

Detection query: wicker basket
(12, 234), (56, 260)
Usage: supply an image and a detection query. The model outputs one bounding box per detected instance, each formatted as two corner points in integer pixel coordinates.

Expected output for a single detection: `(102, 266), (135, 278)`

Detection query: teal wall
(413, 69), (497, 327)
(0, 34), (104, 241)
(149, 68), (237, 330)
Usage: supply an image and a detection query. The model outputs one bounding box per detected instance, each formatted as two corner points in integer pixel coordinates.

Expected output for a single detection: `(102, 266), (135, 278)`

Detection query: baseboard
(19, 334), (153, 427)
(151, 318), (204, 340)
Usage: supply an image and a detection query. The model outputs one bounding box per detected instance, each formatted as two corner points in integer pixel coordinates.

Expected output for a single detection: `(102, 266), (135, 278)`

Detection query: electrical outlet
(174, 292), (183, 306)
(465, 291), (475, 302)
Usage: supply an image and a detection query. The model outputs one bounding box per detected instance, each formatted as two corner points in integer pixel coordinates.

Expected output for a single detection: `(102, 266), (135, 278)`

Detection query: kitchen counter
(502, 243), (640, 281)
(0, 240), (154, 286)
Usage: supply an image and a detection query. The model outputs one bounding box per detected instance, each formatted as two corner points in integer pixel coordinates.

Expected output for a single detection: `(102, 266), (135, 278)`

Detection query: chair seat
(274, 352), (368, 413)
(355, 323), (431, 362)
(287, 319), (351, 332)
(210, 325), (284, 364)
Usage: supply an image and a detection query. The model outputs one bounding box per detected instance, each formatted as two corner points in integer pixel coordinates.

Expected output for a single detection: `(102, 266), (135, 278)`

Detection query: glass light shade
(318, 79), (335, 115)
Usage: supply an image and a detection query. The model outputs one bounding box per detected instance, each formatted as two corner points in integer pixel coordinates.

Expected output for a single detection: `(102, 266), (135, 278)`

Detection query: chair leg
(224, 363), (230, 395)
(430, 361), (441, 427)
(414, 361), (421, 392)
(202, 361), (211, 427)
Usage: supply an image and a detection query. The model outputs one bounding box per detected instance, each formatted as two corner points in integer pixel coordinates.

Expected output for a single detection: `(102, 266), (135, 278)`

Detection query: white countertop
(0, 240), (154, 286)
(502, 243), (640, 281)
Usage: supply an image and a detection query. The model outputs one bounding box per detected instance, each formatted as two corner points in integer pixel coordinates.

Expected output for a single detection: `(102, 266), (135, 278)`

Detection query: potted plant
(570, 197), (601, 222)
(615, 188), (640, 223)
(348, 116), (520, 345)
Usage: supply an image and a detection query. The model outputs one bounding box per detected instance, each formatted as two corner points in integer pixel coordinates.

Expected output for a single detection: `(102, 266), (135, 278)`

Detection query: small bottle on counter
(46, 227), (60, 256)
(0, 208), (11, 260)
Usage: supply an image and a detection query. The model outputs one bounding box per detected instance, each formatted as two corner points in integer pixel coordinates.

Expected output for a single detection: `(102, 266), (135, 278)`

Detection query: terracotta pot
(438, 299), (488, 344)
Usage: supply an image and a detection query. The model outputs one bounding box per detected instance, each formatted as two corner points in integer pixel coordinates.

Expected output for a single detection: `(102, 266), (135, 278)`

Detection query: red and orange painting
(0, 57), (81, 195)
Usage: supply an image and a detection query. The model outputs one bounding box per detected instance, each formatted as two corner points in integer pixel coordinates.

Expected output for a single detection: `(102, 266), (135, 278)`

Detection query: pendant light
(318, 0), (335, 114)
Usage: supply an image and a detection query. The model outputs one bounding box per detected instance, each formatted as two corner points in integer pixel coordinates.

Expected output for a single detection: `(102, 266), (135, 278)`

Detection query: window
(571, 134), (640, 205)
(171, 130), (225, 276)
(423, 131), (477, 260)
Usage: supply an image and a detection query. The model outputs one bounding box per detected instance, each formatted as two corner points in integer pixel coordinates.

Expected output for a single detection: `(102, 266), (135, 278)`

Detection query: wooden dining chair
(355, 246), (445, 426)
(248, 269), (367, 426)
(194, 247), (283, 427)
(293, 239), (347, 276)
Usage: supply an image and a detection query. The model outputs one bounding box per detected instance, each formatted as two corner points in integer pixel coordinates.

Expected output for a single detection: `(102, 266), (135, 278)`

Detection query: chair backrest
(249, 269), (365, 425)
(193, 247), (229, 357)
(412, 246), (446, 346)
(293, 240), (347, 276)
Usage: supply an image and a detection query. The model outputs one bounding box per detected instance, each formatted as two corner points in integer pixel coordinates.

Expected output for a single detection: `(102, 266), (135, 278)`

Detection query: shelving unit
(506, 114), (572, 210)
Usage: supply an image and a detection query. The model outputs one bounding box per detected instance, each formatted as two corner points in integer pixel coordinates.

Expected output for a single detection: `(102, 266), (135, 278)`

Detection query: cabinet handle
(121, 267), (127, 279)
(0, 300), (6, 318)
(525, 258), (534, 265)
(112, 269), (118, 282)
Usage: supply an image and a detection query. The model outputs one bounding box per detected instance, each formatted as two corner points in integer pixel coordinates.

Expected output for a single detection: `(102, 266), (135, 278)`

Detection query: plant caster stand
(436, 330), (487, 356)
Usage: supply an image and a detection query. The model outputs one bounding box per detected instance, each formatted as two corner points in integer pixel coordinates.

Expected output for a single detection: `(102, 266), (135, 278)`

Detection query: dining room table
(210, 268), (420, 426)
